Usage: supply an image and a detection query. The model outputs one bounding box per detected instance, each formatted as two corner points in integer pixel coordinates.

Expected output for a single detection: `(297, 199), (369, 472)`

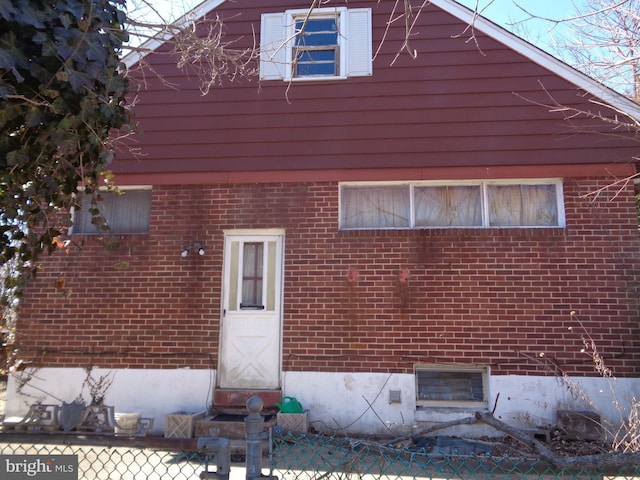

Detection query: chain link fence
(271, 431), (640, 480)
(0, 439), (208, 480)
(1, 431), (640, 480)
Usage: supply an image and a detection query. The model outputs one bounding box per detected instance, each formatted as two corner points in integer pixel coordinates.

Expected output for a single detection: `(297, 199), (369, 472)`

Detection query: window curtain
(488, 184), (557, 226)
(242, 243), (264, 308)
(75, 190), (151, 234)
(415, 186), (482, 226)
(341, 185), (410, 228)
(522, 184), (558, 225)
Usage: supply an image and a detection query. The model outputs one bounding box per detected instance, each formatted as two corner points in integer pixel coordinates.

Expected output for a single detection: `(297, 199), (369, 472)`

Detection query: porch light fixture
(181, 242), (205, 257)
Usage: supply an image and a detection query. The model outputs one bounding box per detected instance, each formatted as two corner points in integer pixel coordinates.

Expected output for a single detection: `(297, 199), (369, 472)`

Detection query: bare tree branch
(513, 0), (640, 100)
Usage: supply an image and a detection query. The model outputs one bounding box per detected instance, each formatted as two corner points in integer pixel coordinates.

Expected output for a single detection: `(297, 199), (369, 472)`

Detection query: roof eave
(430, 0), (640, 122)
(122, 0), (227, 68)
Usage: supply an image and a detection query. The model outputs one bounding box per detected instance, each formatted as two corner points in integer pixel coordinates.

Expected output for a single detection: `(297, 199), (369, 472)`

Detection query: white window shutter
(346, 8), (372, 77)
(260, 13), (287, 81)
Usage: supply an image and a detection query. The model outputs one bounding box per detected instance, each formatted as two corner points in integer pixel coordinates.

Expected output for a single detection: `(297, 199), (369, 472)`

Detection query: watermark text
(1, 455), (78, 480)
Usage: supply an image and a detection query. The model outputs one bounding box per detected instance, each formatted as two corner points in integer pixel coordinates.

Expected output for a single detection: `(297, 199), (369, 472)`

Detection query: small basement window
(416, 365), (488, 408)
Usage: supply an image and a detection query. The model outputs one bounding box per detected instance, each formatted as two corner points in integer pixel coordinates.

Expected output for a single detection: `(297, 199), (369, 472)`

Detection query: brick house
(7, 0), (640, 437)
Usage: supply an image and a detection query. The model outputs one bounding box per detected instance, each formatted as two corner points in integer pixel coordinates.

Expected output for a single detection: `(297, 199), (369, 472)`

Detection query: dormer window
(260, 7), (372, 81)
(294, 17), (339, 78)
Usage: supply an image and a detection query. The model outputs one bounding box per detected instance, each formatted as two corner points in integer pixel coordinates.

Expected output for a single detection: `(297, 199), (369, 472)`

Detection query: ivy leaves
(0, 0), (130, 265)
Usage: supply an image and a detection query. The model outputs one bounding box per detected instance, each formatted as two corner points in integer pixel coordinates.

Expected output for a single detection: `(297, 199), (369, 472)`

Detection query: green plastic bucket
(275, 396), (303, 413)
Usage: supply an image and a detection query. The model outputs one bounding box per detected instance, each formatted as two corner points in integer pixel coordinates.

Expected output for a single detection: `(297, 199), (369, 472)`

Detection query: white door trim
(217, 229), (285, 389)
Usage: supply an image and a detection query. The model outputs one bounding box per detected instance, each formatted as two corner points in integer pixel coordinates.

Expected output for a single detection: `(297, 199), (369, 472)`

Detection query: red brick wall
(15, 178), (640, 377)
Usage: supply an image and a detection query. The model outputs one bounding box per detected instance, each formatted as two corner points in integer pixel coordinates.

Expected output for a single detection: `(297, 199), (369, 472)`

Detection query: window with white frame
(294, 17), (339, 77)
(416, 365), (489, 408)
(340, 180), (564, 229)
(72, 188), (152, 234)
(260, 7), (372, 81)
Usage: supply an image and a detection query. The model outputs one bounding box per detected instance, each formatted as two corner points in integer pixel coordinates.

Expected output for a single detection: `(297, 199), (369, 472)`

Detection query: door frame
(217, 228), (285, 390)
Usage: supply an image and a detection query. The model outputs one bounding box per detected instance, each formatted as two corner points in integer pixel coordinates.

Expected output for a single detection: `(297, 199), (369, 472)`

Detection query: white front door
(218, 230), (284, 389)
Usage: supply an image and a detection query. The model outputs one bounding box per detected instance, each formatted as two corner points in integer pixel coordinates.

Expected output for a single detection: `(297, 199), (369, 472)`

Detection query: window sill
(415, 407), (489, 423)
(338, 227), (567, 239)
(285, 75), (348, 82)
(70, 233), (149, 239)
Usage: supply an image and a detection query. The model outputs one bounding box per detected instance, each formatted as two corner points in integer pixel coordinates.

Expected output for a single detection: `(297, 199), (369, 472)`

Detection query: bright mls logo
(1, 455), (78, 480)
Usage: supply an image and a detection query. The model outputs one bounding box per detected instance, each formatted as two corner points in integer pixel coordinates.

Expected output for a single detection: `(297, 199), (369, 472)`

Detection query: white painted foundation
(6, 368), (640, 438)
(5, 368), (214, 435)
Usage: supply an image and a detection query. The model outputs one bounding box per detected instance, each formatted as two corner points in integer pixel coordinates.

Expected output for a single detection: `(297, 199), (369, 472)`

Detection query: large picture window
(340, 180), (564, 230)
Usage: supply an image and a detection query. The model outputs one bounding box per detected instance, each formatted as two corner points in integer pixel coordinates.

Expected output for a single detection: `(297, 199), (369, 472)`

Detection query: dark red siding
(112, 0), (638, 177)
